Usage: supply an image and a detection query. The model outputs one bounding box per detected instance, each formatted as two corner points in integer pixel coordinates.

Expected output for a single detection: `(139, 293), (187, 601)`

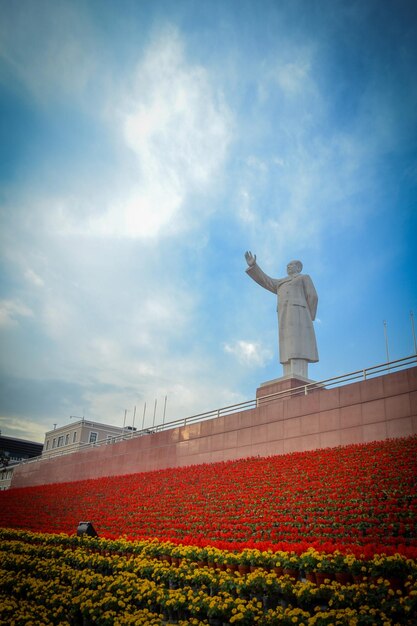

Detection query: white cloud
(273, 157), (285, 167)
(39, 27), (233, 241)
(83, 371), (246, 432)
(129, 289), (196, 347)
(86, 28), (233, 239)
(0, 300), (33, 327)
(238, 188), (256, 223)
(245, 156), (268, 172)
(224, 340), (272, 367)
(0, 415), (46, 442)
(40, 296), (76, 340)
(24, 268), (44, 287)
(235, 91), (377, 269)
(275, 60), (311, 96)
(256, 43), (318, 104)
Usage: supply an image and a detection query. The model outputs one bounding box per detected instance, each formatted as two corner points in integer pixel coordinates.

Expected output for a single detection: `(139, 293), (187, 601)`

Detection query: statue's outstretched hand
(245, 251), (256, 267)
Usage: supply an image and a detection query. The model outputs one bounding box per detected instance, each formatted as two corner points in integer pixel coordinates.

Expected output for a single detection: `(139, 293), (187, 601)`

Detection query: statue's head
(287, 260), (303, 275)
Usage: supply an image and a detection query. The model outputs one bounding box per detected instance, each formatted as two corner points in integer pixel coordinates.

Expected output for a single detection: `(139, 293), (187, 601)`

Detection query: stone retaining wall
(11, 367), (417, 488)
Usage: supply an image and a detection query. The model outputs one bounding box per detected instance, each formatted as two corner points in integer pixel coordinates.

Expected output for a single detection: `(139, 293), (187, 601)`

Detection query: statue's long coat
(246, 263), (319, 364)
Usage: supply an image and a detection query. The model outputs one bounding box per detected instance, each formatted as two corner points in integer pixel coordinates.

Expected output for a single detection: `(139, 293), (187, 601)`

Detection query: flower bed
(1, 436), (416, 556)
(1, 529), (417, 625)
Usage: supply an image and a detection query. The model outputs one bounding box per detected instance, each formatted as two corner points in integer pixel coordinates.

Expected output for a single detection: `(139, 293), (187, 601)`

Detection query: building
(42, 419), (133, 459)
(0, 464), (18, 490)
(1, 420), (135, 489)
(0, 435), (43, 465)
(0, 435), (43, 491)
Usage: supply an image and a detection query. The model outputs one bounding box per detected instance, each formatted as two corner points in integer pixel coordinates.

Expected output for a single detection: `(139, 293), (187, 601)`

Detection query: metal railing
(17, 354), (417, 467)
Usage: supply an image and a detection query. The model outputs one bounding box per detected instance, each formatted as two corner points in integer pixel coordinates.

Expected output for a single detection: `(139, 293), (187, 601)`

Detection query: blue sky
(0, 0), (416, 442)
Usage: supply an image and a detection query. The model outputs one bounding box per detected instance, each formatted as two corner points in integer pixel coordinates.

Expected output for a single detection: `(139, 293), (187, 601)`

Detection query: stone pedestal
(283, 359), (310, 379)
(256, 375), (316, 403)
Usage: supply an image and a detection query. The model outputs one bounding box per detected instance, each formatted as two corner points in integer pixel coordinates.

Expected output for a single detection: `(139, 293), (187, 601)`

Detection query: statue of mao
(245, 252), (319, 378)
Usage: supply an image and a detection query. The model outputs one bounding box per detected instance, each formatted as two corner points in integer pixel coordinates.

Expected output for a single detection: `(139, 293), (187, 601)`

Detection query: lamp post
(411, 311), (417, 355)
(383, 320), (390, 369)
(122, 409), (129, 436)
(141, 402), (147, 432)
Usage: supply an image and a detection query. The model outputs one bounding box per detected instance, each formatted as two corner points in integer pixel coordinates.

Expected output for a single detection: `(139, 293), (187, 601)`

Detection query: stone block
(298, 392), (320, 415)
(200, 420), (213, 436)
(283, 437), (302, 454)
(187, 439), (200, 455)
(319, 387), (340, 411)
(210, 450), (226, 464)
(383, 370), (414, 396)
(193, 452), (212, 465)
(237, 428), (252, 447)
(177, 440), (189, 455)
(386, 417), (413, 438)
(340, 405), (362, 428)
(340, 426), (363, 446)
(266, 420), (284, 440)
(238, 411), (254, 429)
(153, 430), (170, 445)
(385, 394), (411, 420)
(251, 424), (269, 445)
(210, 433), (225, 451)
(300, 433), (321, 451)
(320, 430), (341, 448)
(360, 376), (384, 401)
(267, 439), (284, 456)
(223, 430), (238, 449)
(287, 396), (303, 418)
(284, 416), (301, 438)
(187, 423), (201, 439)
(211, 415), (226, 434)
(234, 443), (252, 459)
(251, 442), (272, 457)
(222, 412), (240, 432)
(256, 376), (312, 398)
(166, 427), (181, 442)
(407, 366), (417, 389)
(179, 426), (192, 442)
(255, 405), (272, 424)
(319, 408), (340, 432)
(222, 448), (240, 462)
(362, 399), (385, 424)
(262, 400), (286, 421)
(339, 381), (361, 406)
(197, 437), (211, 454)
(410, 391), (417, 414)
(363, 421), (387, 443)
(300, 413), (320, 435)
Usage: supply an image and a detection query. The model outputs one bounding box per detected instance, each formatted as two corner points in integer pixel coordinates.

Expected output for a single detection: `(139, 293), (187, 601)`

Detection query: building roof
(44, 419), (125, 437)
(0, 435), (43, 458)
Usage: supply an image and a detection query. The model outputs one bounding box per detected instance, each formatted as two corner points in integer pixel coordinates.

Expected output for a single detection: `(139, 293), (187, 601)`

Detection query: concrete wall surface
(11, 366), (417, 489)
